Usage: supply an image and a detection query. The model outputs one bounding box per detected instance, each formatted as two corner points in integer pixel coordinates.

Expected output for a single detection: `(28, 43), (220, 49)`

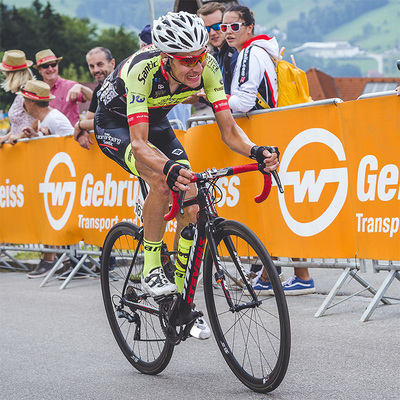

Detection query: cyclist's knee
(148, 172), (170, 197)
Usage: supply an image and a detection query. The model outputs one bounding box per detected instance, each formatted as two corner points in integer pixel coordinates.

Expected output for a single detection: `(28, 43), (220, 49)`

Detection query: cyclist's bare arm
(130, 123), (193, 191)
(214, 109), (279, 173)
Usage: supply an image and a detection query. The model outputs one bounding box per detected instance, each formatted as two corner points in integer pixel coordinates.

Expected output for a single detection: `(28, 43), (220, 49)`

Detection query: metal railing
(186, 98), (344, 129)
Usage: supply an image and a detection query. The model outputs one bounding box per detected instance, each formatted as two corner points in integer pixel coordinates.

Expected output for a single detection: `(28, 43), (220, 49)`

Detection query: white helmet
(152, 11), (208, 53)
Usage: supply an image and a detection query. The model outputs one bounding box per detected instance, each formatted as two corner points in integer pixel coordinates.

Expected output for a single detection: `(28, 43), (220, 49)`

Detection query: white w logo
(39, 153), (76, 231)
(285, 168), (347, 203)
(44, 181), (76, 206)
(278, 128), (348, 237)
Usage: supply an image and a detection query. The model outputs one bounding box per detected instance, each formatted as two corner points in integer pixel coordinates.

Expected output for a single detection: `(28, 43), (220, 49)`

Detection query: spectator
(34, 49), (93, 125)
(15, 79), (73, 279)
(223, 5), (314, 295)
(197, 1), (237, 95)
(74, 47), (115, 150)
(139, 24), (152, 48)
(0, 50), (36, 146)
(222, 5), (278, 113)
(139, 24), (192, 128)
(18, 80), (74, 138)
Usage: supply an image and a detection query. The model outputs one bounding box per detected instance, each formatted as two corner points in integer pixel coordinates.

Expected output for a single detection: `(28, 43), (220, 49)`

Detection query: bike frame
(165, 163), (278, 322)
(122, 163), (279, 327)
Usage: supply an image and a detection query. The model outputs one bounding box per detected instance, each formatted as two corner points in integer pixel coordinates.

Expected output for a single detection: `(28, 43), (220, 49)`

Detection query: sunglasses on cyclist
(205, 22), (221, 33)
(166, 49), (208, 68)
(40, 62), (58, 69)
(220, 22), (248, 33)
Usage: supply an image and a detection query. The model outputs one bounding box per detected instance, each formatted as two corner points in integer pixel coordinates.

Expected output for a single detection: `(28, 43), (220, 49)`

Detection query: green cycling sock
(143, 238), (162, 276)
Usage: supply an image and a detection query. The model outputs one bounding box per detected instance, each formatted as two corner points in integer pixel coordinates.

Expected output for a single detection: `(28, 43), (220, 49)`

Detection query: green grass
(325, 0), (400, 52)
(13, 251), (41, 260)
(336, 58), (378, 75)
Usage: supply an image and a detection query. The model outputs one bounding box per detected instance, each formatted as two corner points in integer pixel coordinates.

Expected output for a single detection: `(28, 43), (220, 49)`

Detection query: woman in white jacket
(222, 5), (316, 295)
(222, 5), (279, 113)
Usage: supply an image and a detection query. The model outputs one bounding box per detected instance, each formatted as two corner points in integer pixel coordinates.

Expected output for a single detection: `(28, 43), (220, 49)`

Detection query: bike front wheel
(203, 220), (291, 393)
(101, 222), (174, 375)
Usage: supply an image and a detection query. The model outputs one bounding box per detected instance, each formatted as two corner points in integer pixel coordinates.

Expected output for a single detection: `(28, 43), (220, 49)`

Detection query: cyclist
(94, 11), (279, 299)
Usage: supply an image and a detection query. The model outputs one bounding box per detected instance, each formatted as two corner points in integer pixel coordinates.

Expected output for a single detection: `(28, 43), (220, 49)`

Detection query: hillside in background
(3, 0), (400, 77)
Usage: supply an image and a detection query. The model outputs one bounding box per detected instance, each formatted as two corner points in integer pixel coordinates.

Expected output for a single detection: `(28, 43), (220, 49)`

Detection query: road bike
(100, 162), (291, 393)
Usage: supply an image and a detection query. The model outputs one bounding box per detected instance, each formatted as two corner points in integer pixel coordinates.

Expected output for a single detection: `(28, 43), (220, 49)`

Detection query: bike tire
(101, 221), (174, 375)
(203, 220), (291, 393)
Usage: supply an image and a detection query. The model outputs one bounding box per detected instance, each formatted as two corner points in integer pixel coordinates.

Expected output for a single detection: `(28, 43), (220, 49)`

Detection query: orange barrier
(0, 94), (399, 259)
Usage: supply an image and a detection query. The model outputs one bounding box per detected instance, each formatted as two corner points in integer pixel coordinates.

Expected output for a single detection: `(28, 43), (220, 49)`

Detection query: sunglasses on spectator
(220, 22), (248, 33)
(166, 49), (208, 67)
(205, 23), (221, 32)
(40, 62), (58, 69)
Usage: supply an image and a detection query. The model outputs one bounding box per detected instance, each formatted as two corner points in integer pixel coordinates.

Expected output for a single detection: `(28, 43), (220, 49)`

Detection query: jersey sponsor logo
(98, 80), (119, 105)
(138, 59), (158, 84)
(213, 99), (230, 112)
(214, 86), (224, 92)
(128, 113), (149, 126)
(39, 153), (76, 231)
(278, 128), (348, 237)
(129, 94), (145, 104)
(154, 89), (168, 97)
(171, 149), (184, 156)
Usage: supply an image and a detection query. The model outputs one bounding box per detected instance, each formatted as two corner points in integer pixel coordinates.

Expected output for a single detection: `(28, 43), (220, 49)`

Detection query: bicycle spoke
(204, 220), (290, 393)
(101, 222), (174, 374)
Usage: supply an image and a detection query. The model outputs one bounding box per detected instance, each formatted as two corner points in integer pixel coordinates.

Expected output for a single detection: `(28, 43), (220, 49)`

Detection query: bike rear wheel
(101, 222), (174, 375)
(203, 220), (290, 393)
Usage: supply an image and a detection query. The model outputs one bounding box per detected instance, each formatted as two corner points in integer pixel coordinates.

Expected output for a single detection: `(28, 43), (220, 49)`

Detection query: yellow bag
(274, 51), (313, 107)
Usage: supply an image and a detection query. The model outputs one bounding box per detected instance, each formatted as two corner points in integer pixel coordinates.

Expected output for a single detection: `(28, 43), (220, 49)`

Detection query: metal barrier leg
(315, 267), (352, 317)
(360, 270), (399, 322)
(0, 249), (30, 271)
(59, 254), (91, 290)
(350, 269), (391, 305)
(39, 253), (68, 288)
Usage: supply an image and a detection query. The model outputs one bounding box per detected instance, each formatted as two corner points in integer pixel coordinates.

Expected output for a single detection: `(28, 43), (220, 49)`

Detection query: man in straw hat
(0, 49), (35, 145)
(16, 79), (74, 279)
(18, 80), (73, 138)
(34, 49), (93, 125)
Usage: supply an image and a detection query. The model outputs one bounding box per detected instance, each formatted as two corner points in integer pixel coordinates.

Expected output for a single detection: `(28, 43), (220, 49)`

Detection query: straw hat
(16, 80), (56, 102)
(0, 50), (33, 72)
(34, 49), (63, 69)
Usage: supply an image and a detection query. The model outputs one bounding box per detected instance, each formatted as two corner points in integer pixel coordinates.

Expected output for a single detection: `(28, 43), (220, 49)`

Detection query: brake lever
(178, 190), (185, 214)
(271, 170), (284, 193)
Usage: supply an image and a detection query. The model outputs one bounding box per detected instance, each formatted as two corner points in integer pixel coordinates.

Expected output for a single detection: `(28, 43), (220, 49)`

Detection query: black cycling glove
(163, 160), (188, 191)
(250, 145), (280, 173)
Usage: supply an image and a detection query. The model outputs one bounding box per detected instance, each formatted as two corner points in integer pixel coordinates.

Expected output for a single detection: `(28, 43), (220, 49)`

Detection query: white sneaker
(190, 317), (211, 340)
(141, 267), (178, 297)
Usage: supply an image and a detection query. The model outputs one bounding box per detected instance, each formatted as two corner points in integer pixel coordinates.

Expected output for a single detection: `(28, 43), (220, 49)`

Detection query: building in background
(306, 67), (399, 101)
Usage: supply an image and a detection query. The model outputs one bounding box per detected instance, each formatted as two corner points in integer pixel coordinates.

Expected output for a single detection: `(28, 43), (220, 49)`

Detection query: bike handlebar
(164, 163), (283, 221)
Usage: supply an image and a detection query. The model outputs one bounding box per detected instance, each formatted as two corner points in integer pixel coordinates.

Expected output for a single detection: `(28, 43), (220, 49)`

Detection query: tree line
(0, 0), (140, 109)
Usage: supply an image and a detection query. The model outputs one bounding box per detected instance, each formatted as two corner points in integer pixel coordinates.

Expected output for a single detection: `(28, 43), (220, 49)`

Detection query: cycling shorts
(94, 105), (190, 176)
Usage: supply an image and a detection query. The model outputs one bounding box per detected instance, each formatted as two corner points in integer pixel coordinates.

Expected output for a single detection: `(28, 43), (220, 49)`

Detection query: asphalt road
(1, 265), (399, 400)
